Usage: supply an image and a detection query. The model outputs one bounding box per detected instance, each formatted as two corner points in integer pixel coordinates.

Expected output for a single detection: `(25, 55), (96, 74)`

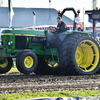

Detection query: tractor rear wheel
(59, 33), (100, 75)
(35, 58), (61, 75)
(0, 58), (13, 74)
(16, 51), (38, 74)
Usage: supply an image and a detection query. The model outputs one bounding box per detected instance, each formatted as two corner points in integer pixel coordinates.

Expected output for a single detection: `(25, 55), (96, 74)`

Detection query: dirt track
(0, 73), (100, 93)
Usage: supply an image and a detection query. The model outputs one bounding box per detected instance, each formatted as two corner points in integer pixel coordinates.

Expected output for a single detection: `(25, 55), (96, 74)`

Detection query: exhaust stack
(33, 12), (36, 30)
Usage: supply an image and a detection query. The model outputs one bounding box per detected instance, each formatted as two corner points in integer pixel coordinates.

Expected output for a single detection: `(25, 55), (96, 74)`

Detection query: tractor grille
(15, 36), (27, 49)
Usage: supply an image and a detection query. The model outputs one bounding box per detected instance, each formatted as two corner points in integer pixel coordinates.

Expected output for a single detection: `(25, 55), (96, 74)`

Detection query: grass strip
(0, 90), (100, 100)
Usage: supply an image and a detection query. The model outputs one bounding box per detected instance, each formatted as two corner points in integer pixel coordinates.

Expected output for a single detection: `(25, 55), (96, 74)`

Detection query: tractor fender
(45, 31), (67, 48)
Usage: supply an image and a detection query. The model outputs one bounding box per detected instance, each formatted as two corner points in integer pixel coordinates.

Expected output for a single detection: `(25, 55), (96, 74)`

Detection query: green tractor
(0, 8), (100, 75)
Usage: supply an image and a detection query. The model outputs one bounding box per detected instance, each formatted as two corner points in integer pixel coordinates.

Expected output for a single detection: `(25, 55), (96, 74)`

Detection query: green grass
(0, 90), (100, 100)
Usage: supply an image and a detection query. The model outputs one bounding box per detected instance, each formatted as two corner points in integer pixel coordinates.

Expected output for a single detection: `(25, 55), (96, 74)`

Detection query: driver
(55, 16), (67, 33)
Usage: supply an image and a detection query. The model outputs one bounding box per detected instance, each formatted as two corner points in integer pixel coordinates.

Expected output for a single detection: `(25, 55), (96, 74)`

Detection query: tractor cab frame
(58, 8), (79, 30)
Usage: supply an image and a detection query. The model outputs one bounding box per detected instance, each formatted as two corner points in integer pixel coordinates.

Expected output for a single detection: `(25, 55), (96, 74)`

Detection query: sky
(2, 0), (100, 27)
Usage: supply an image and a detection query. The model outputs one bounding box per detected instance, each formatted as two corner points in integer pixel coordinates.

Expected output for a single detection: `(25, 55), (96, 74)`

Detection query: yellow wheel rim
(75, 40), (99, 72)
(0, 58), (8, 68)
(45, 60), (59, 68)
(24, 56), (34, 68)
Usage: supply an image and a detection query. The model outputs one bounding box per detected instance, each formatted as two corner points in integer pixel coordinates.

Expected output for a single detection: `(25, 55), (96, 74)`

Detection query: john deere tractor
(0, 8), (100, 75)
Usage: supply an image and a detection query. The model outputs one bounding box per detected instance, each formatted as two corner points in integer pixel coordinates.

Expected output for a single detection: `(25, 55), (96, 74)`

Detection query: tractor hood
(1, 29), (45, 37)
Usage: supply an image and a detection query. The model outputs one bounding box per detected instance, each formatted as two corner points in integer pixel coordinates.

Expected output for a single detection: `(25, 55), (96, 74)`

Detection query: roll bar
(58, 8), (78, 30)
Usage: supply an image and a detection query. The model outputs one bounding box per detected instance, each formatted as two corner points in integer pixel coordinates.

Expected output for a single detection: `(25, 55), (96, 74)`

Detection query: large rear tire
(35, 58), (61, 75)
(16, 51), (38, 74)
(59, 33), (100, 75)
(0, 58), (13, 74)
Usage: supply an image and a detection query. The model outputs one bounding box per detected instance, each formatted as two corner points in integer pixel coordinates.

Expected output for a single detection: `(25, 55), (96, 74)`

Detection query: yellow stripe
(1, 33), (36, 36)
(1, 33), (14, 35)
(22, 34), (36, 36)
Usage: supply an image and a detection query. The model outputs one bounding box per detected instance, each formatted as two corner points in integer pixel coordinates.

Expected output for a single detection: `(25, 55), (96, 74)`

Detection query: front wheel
(16, 51), (38, 74)
(0, 58), (13, 74)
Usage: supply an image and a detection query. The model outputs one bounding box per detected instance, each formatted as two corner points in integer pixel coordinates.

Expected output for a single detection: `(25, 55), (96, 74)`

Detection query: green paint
(6, 48), (58, 59)
(1, 35), (15, 49)
(0, 29), (91, 63)
(2, 29), (45, 36)
(0, 46), (10, 57)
